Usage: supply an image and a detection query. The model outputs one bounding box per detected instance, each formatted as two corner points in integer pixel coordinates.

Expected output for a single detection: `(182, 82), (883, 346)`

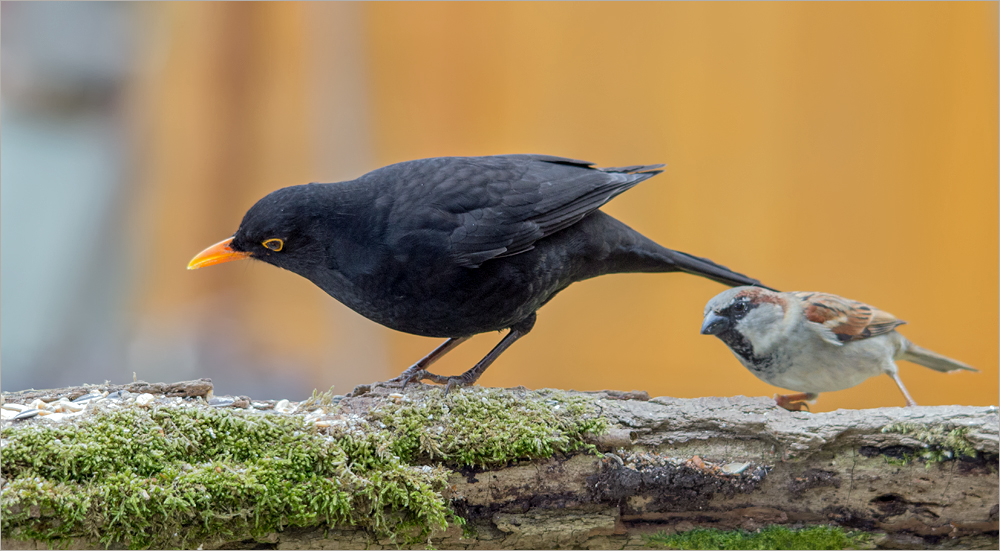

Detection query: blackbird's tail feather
(586, 212), (774, 290)
(599, 163), (666, 175)
(663, 249), (774, 290)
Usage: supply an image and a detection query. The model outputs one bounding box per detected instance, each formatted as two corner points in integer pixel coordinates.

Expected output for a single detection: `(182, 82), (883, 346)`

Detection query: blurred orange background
(2, 2), (996, 411)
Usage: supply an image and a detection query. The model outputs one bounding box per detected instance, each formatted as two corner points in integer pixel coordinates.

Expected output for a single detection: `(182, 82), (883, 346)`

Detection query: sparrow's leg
(775, 392), (818, 411)
(348, 336), (471, 396)
(887, 371), (918, 407)
(405, 314), (536, 395)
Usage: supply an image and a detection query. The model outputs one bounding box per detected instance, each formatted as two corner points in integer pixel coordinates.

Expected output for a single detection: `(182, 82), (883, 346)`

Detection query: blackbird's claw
(387, 365), (424, 389)
(416, 371), (455, 386)
(400, 369), (453, 389)
(395, 369), (472, 395)
(442, 376), (474, 396)
(400, 370), (425, 390)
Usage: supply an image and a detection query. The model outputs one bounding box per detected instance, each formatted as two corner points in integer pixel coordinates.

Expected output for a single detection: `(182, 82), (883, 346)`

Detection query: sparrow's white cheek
(735, 304), (787, 353)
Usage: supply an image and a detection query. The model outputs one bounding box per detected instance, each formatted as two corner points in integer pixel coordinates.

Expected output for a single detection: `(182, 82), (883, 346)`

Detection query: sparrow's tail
(898, 339), (978, 373)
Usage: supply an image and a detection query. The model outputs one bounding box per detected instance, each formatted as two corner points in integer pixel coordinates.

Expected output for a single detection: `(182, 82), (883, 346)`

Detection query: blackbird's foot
(775, 392), (818, 412)
(380, 375), (409, 387)
(383, 366), (425, 389)
(397, 369), (445, 390)
(391, 337), (471, 390)
(442, 375), (476, 396)
(414, 369), (483, 395)
(399, 370), (473, 394)
(396, 369), (476, 395)
(398, 369), (425, 390)
(347, 371), (442, 396)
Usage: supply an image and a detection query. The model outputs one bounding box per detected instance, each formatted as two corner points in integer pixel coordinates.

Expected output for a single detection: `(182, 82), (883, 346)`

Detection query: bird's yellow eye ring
(263, 238), (284, 252)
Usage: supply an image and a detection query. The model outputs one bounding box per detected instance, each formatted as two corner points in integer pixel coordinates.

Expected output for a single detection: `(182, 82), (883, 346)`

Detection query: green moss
(1, 386), (606, 549)
(299, 386), (339, 411)
(368, 387), (607, 468)
(882, 453), (914, 467)
(644, 525), (874, 550)
(880, 423), (977, 466)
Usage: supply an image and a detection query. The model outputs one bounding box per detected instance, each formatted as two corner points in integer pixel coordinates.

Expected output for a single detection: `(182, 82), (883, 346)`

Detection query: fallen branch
(1, 381), (996, 549)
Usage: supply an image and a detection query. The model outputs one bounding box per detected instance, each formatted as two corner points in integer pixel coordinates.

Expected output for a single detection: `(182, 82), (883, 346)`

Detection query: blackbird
(188, 154), (768, 392)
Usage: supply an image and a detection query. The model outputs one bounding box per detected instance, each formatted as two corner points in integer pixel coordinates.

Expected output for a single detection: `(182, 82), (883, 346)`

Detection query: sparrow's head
(701, 286), (788, 352)
(187, 184), (331, 275)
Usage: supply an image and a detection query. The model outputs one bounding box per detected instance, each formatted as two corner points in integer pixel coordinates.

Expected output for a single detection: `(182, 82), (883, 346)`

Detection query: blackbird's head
(187, 185), (329, 275)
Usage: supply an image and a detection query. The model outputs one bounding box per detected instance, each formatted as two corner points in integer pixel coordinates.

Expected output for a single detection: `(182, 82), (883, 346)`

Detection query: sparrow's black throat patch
(715, 328), (775, 373)
(712, 296), (776, 373)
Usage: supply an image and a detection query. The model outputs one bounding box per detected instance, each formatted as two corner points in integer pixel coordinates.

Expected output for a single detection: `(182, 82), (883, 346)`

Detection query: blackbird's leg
(412, 313), (536, 395)
(774, 392), (818, 411)
(391, 336), (471, 385)
(347, 336), (470, 396)
(888, 371), (918, 407)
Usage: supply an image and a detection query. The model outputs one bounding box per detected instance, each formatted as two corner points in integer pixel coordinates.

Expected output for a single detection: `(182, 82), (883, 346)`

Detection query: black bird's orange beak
(187, 237), (249, 270)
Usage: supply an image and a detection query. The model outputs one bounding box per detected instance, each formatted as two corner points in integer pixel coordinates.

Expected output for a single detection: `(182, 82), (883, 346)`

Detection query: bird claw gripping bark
(398, 369), (473, 396)
(398, 370), (426, 391)
(442, 376), (474, 396)
(774, 393), (817, 412)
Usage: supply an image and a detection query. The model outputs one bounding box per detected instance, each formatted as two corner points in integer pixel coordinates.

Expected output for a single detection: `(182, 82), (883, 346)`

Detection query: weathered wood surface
(1, 378), (214, 403)
(431, 394), (998, 550)
(2, 381), (997, 549)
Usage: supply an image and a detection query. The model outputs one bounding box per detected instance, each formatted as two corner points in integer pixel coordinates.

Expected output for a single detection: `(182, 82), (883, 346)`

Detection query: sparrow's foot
(775, 392), (818, 412)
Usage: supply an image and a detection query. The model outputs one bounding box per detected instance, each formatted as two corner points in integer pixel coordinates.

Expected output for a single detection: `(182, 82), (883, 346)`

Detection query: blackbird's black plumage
(192, 154), (768, 391)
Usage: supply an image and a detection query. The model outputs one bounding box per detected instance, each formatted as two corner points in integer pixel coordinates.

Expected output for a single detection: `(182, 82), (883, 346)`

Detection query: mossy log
(1, 380), (997, 550)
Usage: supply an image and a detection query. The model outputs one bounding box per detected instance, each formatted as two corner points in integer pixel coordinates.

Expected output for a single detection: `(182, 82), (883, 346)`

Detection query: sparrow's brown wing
(794, 292), (906, 344)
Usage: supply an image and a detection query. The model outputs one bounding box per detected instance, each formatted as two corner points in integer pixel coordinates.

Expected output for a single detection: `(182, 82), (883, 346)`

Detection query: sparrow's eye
(262, 238), (284, 252)
(732, 301), (749, 314)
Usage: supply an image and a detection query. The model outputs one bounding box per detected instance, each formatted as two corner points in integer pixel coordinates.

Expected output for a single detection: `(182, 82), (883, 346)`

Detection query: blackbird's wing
(793, 292), (906, 345)
(381, 155), (664, 268)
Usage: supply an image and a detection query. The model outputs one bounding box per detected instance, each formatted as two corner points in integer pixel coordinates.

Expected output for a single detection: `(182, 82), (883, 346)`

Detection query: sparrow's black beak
(700, 312), (730, 335)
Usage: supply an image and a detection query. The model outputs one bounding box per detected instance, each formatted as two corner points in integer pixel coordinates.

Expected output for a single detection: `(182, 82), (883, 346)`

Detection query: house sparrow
(701, 286), (977, 410)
